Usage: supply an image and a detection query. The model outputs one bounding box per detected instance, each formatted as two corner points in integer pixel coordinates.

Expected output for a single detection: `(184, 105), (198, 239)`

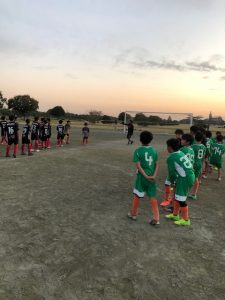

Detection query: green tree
(0, 91), (8, 109)
(8, 95), (39, 118)
(48, 106), (65, 117)
(134, 113), (148, 126)
(118, 112), (132, 122)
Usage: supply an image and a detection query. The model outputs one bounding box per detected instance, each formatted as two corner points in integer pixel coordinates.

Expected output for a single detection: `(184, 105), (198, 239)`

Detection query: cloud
(114, 48), (225, 73)
(65, 73), (78, 79)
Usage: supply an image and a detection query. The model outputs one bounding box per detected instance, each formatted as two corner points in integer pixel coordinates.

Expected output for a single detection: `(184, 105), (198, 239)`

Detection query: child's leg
(35, 140), (39, 151)
(130, 195), (140, 216)
(179, 201), (189, 221)
(218, 168), (222, 180)
(6, 144), (11, 156)
(13, 143), (18, 155)
(191, 178), (200, 197)
(150, 197), (159, 222)
(21, 144), (25, 153)
(28, 143), (32, 154)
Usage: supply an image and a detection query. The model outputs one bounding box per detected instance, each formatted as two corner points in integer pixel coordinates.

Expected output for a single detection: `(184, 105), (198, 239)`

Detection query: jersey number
(180, 156), (192, 169)
(145, 153), (153, 166)
(198, 149), (204, 159)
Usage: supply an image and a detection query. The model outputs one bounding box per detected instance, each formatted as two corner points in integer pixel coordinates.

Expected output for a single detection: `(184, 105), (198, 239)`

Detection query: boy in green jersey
(202, 130), (213, 179)
(189, 132), (206, 200)
(180, 134), (195, 167)
(210, 134), (225, 181)
(127, 131), (160, 226)
(165, 138), (195, 226)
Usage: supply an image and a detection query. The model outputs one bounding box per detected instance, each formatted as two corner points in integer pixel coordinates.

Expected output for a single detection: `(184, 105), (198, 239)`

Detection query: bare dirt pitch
(0, 128), (224, 300)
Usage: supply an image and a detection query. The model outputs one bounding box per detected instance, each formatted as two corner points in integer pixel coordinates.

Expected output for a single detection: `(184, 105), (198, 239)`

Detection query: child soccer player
(202, 130), (213, 179)
(160, 129), (183, 208)
(127, 131), (160, 226)
(189, 131), (206, 199)
(21, 119), (33, 156)
(0, 115), (7, 144)
(41, 119), (50, 149)
(46, 118), (51, 149)
(56, 120), (65, 146)
(165, 138), (195, 226)
(190, 125), (199, 137)
(180, 134), (195, 167)
(31, 116), (40, 152)
(5, 115), (19, 158)
(65, 120), (71, 144)
(82, 122), (89, 145)
(210, 134), (225, 181)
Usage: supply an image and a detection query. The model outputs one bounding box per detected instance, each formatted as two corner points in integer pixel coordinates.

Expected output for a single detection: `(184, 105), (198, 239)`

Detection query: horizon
(1, 1), (225, 118)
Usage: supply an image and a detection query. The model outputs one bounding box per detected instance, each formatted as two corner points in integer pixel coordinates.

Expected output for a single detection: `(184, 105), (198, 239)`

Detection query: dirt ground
(0, 128), (224, 300)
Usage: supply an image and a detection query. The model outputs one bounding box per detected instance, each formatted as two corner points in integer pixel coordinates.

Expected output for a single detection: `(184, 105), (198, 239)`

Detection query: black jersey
(47, 124), (51, 137)
(43, 124), (49, 136)
(22, 124), (31, 138)
(31, 121), (39, 134)
(0, 120), (7, 136)
(6, 121), (19, 138)
(57, 124), (64, 135)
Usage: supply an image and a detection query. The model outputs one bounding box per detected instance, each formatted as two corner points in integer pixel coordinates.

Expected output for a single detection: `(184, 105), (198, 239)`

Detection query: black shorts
(31, 133), (39, 141)
(57, 133), (65, 139)
(41, 135), (47, 142)
(22, 137), (30, 144)
(127, 133), (133, 139)
(8, 137), (18, 145)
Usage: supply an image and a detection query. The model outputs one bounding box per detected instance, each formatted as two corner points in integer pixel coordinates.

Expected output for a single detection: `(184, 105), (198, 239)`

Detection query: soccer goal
(123, 111), (193, 133)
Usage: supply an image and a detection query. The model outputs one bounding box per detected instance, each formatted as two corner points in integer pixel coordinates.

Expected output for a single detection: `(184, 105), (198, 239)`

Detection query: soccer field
(0, 128), (224, 299)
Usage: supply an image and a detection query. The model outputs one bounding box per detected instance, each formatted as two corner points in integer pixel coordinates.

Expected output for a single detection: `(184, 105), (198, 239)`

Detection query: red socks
(150, 198), (159, 221)
(131, 196), (140, 216)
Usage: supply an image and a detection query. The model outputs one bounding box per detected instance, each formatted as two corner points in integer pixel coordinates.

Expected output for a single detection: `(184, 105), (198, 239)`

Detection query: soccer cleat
(165, 214), (180, 221)
(160, 200), (171, 207)
(21, 152), (26, 155)
(5, 154), (10, 158)
(28, 152), (34, 156)
(217, 177), (222, 181)
(189, 195), (197, 200)
(13, 154), (16, 158)
(36, 149), (40, 152)
(174, 219), (191, 226)
(149, 219), (160, 226)
(202, 175), (207, 179)
(127, 212), (137, 221)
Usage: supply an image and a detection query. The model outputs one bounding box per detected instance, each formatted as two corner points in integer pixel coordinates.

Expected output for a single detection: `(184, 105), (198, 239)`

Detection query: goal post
(123, 111), (193, 133)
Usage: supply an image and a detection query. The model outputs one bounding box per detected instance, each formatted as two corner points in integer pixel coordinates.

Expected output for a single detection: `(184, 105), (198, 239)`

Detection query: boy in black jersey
(39, 117), (45, 148)
(31, 116), (40, 152)
(0, 116), (7, 144)
(41, 119), (50, 149)
(5, 115), (19, 158)
(56, 120), (65, 146)
(46, 118), (51, 149)
(21, 119), (33, 156)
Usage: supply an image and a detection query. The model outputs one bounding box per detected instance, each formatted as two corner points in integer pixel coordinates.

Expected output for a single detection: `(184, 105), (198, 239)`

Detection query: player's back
(133, 146), (158, 176)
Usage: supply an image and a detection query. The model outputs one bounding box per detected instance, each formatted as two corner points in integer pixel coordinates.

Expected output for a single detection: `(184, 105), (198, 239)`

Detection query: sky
(1, 0), (225, 117)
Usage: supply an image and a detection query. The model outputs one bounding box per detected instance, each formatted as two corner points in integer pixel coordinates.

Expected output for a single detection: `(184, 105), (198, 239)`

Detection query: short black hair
(216, 134), (224, 142)
(59, 119), (63, 124)
(216, 131), (221, 135)
(167, 138), (180, 151)
(9, 115), (14, 121)
(140, 131), (153, 145)
(26, 118), (30, 124)
(182, 133), (194, 145)
(34, 116), (39, 121)
(195, 131), (204, 142)
(1, 115), (5, 120)
(84, 122), (88, 126)
(47, 118), (51, 122)
(175, 129), (184, 135)
(190, 125), (199, 135)
(206, 130), (212, 138)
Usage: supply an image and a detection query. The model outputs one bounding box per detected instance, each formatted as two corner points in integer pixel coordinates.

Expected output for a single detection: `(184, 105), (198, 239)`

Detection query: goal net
(123, 111), (193, 133)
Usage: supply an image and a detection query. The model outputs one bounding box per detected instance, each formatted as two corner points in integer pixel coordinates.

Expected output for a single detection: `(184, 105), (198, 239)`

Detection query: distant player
(31, 116), (40, 152)
(124, 120), (134, 145)
(65, 120), (71, 144)
(174, 128), (184, 148)
(202, 130), (213, 179)
(39, 117), (45, 147)
(46, 118), (51, 149)
(210, 134), (225, 181)
(5, 115), (19, 158)
(82, 122), (89, 145)
(165, 138), (195, 226)
(21, 119), (33, 156)
(0, 115), (7, 144)
(127, 131), (160, 226)
(189, 131), (206, 200)
(41, 119), (50, 149)
(57, 120), (65, 146)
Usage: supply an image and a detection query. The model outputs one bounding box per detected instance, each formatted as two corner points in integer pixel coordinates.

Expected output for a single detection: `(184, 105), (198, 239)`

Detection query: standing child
(124, 120), (134, 145)
(21, 119), (33, 156)
(180, 134), (195, 167)
(210, 134), (225, 181)
(31, 116), (40, 152)
(165, 138), (195, 226)
(41, 119), (50, 149)
(82, 122), (89, 145)
(65, 120), (71, 144)
(56, 120), (65, 146)
(189, 132), (206, 200)
(0, 116), (7, 144)
(127, 131), (160, 225)
(5, 115), (19, 158)
(46, 118), (51, 149)
(202, 130), (213, 179)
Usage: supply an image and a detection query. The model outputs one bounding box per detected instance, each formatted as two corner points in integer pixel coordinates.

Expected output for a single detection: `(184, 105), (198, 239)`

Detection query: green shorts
(210, 158), (222, 169)
(133, 173), (157, 198)
(175, 174), (195, 202)
(194, 163), (202, 178)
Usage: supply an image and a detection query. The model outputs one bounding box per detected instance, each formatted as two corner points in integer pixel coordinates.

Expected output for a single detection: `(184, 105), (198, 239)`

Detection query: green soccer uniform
(167, 151), (195, 202)
(133, 146), (158, 198)
(191, 143), (206, 178)
(180, 146), (195, 168)
(206, 137), (213, 157)
(210, 143), (225, 169)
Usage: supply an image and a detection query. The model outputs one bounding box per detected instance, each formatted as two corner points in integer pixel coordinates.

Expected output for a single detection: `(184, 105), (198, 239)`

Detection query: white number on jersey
(180, 155), (192, 169)
(198, 149), (204, 159)
(214, 146), (222, 156)
(8, 127), (14, 134)
(145, 152), (153, 166)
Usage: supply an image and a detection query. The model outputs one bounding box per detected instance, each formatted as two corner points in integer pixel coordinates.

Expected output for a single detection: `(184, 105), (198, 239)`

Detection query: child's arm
(135, 162), (158, 182)
(148, 161), (159, 181)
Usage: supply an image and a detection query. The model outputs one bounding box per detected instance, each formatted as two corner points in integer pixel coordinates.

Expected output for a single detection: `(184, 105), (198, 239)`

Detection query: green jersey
(191, 143), (206, 169)
(133, 146), (158, 176)
(180, 146), (195, 168)
(210, 143), (225, 168)
(206, 138), (213, 157)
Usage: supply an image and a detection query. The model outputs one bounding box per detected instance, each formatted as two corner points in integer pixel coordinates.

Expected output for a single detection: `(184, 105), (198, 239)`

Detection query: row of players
(0, 115), (90, 157)
(127, 126), (225, 226)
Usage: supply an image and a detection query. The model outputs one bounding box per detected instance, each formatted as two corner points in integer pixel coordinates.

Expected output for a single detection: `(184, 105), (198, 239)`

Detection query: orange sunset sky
(1, 0), (225, 118)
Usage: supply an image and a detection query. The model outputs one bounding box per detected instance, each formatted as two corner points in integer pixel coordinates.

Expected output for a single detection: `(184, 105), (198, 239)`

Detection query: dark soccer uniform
(31, 121), (39, 141)
(57, 124), (65, 139)
(0, 120), (7, 137)
(22, 124), (31, 144)
(39, 121), (44, 140)
(6, 121), (19, 145)
(42, 124), (49, 141)
(127, 123), (134, 139)
(47, 123), (51, 139)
